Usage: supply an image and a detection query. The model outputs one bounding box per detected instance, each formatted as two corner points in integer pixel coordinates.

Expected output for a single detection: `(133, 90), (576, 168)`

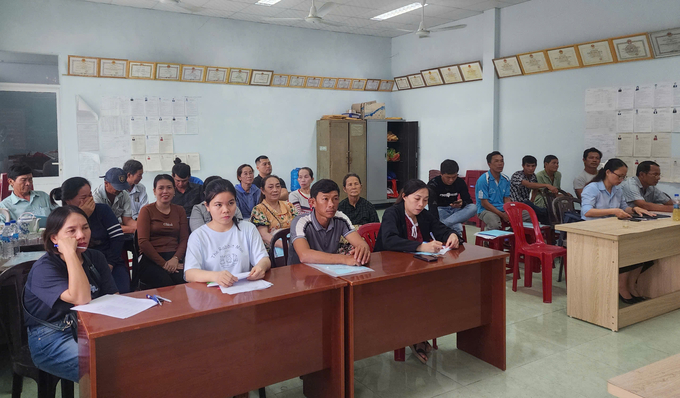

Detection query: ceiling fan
(264, 0), (343, 27)
(158, 0), (202, 13)
(394, 0), (466, 38)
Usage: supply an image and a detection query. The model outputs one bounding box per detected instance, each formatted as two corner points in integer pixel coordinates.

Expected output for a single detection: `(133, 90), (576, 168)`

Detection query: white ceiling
(78, 0), (529, 37)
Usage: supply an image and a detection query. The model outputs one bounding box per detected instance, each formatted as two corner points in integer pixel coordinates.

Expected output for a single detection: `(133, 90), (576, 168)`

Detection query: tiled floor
(3, 228), (680, 397)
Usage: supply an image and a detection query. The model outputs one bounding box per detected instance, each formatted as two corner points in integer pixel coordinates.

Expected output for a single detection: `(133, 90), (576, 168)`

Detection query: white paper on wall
(634, 133), (652, 157)
(634, 109), (653, 133)
(617, 110), (634, 133)
(651, 133), (672, 158)
(634, 84), (655, 109)
(616, 133), (634, 157)
(617, 87), (635, 110)
(653, 108), (673, 132)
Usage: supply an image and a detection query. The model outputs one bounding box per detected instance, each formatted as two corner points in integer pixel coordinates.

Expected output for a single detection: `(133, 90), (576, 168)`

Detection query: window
(0, 83), (60, 179)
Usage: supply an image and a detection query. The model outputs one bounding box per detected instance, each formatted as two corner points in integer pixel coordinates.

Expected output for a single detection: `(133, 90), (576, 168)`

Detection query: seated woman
(338, 173), (379, 226)
(50, 177), (129, 293)
(581, 158), (654, 304)
(137, 174), (189, 288)
(235, 164), (261, 219)
(185, 179), (271, 287)
(24, 206), (118, 382)
(374, 179), (460, 364)
(250, 175), (298, 251)
(190, 176), (242, 232)
(288, 167), (314, 215)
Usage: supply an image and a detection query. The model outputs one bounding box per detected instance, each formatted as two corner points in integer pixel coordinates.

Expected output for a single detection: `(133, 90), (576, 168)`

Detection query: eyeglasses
(611, 172), (626, 180)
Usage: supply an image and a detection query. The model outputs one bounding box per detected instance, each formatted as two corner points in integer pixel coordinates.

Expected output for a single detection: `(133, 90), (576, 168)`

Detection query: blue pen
(146, 294), (162, 306)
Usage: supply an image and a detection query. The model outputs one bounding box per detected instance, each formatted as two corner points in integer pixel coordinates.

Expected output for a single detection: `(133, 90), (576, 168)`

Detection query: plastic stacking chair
(357, 223), (381, 252)
(268, 228), (291, 268)
(0, 260), (74, 398)
(504, 202), (567, 303)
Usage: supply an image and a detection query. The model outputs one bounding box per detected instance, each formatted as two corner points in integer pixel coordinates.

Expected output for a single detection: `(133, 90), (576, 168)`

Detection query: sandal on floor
(423, 340), (433, 353)
(411, 344), (428, 364)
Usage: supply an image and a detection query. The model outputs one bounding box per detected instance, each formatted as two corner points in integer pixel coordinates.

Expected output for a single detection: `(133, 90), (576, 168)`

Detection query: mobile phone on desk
(414, 254), (438, 262)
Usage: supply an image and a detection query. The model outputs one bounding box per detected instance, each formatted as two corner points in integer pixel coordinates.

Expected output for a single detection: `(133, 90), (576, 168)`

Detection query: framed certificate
(577, 40), (616, 67)
(420, 69), (444, 86)
(407, 74), (426, 89)
(365, 79), (381, 91)
(335, 78), (352, 90)
(99, 58), (127, 78)
(517, 51), (552, 74)
(611, 34), (653, 62)
(546, 46), (582, 70)
(351, 79), (367, 91)
(289, 75), (307, 88)
(156, 63), (180, 81)
(180, 65), (206, 82)
(394, 76), (411, 90)
(128, 61), (155, 80)
(378, 80), (394, 92)
(438, 65), (463, 84)
(272, 74), (290, 87)
(460, 61), (483, 81)
(228, 68), (251, 85)
(250, 70), (274, 86)
(205, 67), (228, 84)
(306, 76), (322, 89)
(649, 28), (680, 58)
(68, 56), (98, 77)
(320, 77), (338, 89)
(493, 56), (523, 78)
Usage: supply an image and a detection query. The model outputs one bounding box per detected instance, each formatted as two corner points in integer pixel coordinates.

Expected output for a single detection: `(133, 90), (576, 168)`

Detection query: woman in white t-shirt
(184, 178), (271, 287)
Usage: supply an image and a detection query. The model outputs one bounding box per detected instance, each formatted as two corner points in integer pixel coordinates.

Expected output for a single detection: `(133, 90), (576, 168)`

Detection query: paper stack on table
(474, 230), (514, 239)
(207, 273), (273, 294)
(71, 294), (158, 319)
(305, 263), (373, 277)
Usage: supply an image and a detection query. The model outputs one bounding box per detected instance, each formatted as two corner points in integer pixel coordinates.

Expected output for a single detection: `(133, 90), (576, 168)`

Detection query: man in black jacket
(427, 160), (476, 236)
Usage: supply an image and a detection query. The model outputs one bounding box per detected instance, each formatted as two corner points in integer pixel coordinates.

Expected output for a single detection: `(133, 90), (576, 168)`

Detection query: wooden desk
(556, 217), (680, 331)
(78, 264), (347, 398)
(608, 353), (680, 398)
(339, 245), (508, 398)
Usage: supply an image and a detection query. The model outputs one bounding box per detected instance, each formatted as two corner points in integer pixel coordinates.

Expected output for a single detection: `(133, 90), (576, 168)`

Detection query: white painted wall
(392, 0), (680, 196)
(0, 0), (393, 195)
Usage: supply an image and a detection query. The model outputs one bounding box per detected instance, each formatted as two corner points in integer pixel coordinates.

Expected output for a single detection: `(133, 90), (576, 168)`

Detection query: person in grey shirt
(573, 147), (601, 199)
(123, 159), (148, 220)
(621, 161), (673, 212)
(93, 167), (136, 234)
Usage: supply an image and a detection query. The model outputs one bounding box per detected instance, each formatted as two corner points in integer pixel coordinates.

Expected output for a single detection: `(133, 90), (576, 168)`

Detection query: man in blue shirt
(475, 151), (512, 230)
(0, 163), (56, 222)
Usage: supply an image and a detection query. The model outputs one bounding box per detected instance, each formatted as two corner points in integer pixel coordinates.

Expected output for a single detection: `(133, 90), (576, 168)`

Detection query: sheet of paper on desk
(475, 230), (513, 239)
(305, 263), (373, 277)
(72, 294), (157, 319)
(220, 280), (272, 295)
(206, 272), (250, 287)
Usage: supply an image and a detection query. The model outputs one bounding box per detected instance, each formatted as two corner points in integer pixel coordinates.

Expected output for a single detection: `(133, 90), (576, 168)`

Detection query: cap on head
(102, 167), (130, 191)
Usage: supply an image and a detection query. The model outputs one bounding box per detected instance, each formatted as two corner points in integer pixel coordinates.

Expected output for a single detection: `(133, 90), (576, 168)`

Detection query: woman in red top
(137, 174), (189, 288)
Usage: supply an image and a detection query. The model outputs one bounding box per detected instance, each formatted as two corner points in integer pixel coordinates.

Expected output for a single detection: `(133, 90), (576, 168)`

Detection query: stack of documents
(72, 294), (158, 319)
(305, 263), (373, 277)
(474, 230), (514, 240)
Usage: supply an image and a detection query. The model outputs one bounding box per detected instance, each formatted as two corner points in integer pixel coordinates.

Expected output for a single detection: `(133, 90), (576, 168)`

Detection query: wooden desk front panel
(80, 288), (343, 398)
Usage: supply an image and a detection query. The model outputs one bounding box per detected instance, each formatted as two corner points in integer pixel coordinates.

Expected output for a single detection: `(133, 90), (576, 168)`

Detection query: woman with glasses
(581, 158), (655, 304)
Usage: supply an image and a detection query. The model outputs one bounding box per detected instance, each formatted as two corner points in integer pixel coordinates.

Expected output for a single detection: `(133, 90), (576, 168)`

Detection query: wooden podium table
(339, 245), (508, 398)
(78, 264), (347, 398)
(556, 217), (680, 331)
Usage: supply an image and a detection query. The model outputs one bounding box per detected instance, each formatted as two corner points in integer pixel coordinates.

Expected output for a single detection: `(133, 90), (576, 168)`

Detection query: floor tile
(505, 324), (566, 369)
(569, 332), (672, 372)
(510, 308), (611, 349)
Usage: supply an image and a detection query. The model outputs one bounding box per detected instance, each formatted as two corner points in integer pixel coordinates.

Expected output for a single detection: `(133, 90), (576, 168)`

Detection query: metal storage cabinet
(316, 120), (367, 200)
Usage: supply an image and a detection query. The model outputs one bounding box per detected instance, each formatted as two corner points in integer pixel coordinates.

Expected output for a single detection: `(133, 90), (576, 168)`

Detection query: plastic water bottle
(673, 194), (680, 221)
(9, 221), (20, 255)
(1, 222), (13, 259)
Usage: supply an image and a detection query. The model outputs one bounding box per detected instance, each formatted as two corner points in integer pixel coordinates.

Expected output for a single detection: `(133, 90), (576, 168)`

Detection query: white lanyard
(406, 214), (418, 239)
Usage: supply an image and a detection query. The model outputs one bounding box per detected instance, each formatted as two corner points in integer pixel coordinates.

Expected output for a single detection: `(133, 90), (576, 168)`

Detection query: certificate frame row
(492, 28), (680, 78)
(394, 61), (483, 90)
(66, 56), (393, 91)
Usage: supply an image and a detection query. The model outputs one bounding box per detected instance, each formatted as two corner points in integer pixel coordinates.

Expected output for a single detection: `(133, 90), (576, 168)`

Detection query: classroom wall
(0, 0), (393, 195)
(391, 0), (680, 195)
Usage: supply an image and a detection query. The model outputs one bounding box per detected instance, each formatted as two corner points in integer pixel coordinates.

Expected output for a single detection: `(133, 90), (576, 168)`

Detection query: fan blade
(317, 19), (344, 27)
(430, 24), (467, 32)
(316, 2), (337, 17)
(263, 17), (306, 21)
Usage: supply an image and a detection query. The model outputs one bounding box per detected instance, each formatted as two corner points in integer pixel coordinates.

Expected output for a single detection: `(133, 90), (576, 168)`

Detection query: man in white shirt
(573, 147), (601, 199)
(621, 161), (673, 212)
(123, 159), (148, 220)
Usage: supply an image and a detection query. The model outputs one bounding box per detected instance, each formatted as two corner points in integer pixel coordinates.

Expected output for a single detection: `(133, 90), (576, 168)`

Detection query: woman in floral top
(250, 175), (298, 251)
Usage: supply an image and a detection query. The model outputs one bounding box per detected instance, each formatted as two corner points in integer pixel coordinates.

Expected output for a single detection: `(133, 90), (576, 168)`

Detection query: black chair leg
(36, 371), (58, 398)
(259, 387), (267, 398)
(61, 379), (75, 398)
(557, 259), (564, 282)
(11, 373), (23, 398)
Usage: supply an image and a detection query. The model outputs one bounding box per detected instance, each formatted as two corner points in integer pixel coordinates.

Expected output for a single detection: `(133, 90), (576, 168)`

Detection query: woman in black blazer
(374, 179), (461, 364)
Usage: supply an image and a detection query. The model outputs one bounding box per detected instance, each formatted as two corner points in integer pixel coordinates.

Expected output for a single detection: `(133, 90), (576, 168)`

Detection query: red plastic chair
(504, 202), (566, 303)
(357, 223), (381, 252)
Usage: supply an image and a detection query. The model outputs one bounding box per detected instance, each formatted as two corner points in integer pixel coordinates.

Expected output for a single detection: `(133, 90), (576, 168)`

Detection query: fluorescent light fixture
(255, 0), (282, 5)
(371, 2), (425, 21)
